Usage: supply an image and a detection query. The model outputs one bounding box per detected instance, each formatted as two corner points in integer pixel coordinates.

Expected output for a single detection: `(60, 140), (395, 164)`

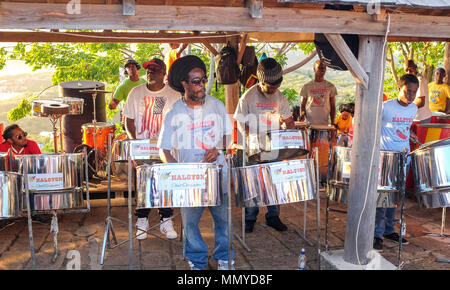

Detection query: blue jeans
(245, 205), (280, 222)
(181, 192), (234, 270)
(374, 155), (410, 239)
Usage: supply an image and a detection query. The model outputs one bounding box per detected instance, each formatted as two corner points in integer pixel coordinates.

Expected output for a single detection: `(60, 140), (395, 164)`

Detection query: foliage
(0, 47), (7, 71)
(281, 88), (299, 107)
(7, 95), (35, 121)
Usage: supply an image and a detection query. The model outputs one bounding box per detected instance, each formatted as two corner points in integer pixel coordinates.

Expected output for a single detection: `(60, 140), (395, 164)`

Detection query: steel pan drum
(233, 158), (316, 208)
(247, 129), (309, 163)
(114, 138), (160, 162)
(32, 100), (61, 117)
(136, 163), (222, 208)
(27, 188), (84, 211)
(0, 171), (23, 219)
(310, 125), (336, 183)
(328, 146), (403, 207)
(411, 137), (450, 208)
(53, 97), (84, 115)
(14, 153), (83, 191)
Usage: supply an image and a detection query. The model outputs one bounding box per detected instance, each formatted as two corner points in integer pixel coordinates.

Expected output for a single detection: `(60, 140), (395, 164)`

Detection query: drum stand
(100, 136), (181, 269)
(234, 130), (252, 252)
(48, 114), (65, 153)
(425, 207), (449, 238)
(24, 149), (91, 268)
(323, 152), (407, 270)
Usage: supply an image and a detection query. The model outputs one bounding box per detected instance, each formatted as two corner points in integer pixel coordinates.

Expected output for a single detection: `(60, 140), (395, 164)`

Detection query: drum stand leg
(426, 207), (449, 238)
(24, 163), (36, 269)
(294, 201), (314, 246)
(234, 208), (251, 252)
(50, 210), (59, 263)
(397, 153), (408, 270)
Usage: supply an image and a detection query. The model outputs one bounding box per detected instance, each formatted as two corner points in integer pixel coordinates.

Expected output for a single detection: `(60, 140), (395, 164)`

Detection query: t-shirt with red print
(300, 79), (337, 126)
(233, 84), (292, 150)
(123, 83), (180, 140)
(380, 98), (417, 152)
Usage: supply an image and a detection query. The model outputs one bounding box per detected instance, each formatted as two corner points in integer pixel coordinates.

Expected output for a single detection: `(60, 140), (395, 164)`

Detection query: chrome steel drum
(248, 129), (309, 163)
(136, 163), (222, 208)
(14, 153), (83, 191)
(32, 100), (61, 117)
(114, 138), (160, 162)
(27, 187), (84, 211)
(328, 147), (403, 207)
(411, 137), (450, 208)
(53, 97), (84, 115)
(0, 171), (23, 219)
(411, 137), (450, 193)
(233, 159), (316, 207)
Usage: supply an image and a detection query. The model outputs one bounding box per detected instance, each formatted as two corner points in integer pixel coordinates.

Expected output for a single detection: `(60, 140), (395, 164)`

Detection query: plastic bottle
(297, 248), (306, 270)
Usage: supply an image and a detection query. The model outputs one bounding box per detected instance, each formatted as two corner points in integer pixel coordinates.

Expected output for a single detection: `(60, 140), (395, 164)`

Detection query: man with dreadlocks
(158, 55), (235, 270)
(123, 58), (180, 240)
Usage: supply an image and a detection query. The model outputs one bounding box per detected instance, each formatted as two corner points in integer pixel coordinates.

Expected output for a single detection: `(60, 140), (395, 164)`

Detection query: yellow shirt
(165, 49), (180, 74)
(428, 82), (450, 112)
(334, 114), (352, 134)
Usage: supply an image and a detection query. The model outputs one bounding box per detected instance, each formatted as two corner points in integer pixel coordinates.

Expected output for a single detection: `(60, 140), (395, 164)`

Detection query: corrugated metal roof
(277, 0), (450, 9)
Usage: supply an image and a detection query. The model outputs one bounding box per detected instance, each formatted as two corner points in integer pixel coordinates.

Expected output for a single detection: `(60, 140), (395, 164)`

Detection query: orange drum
(0, 122), (4, 143)
(81, 122), (116, 155)
(309, 125), (336, 183)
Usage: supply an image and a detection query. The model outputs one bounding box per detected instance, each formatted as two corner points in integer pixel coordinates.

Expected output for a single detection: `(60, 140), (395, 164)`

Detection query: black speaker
(314, 33), (359, 71)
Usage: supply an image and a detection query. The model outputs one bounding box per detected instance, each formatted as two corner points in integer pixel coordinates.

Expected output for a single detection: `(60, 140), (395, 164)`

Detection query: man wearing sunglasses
(123, 58), (180, 240)
(234, 58), (294, 234)
(159, 55), (234, 270)
(0, 124), (41, 156)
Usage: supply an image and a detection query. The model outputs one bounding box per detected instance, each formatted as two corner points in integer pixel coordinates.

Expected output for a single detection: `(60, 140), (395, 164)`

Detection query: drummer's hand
(201, 147), (219, 163)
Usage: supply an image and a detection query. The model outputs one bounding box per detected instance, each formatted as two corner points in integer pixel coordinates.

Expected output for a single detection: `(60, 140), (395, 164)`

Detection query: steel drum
(114, 138), (160, 162)
(81, 122), (116, 154)
(247, 129), (309, 164)
(53, 97), (84, 115)
(310, 125), (336, 183)
(328, 146), (404, 207)
(136, 163), (222, 208)
(411, 137), (450, 208)
(233, 158), (316, 208)
(32, 100), (61, 117)
(13, 153), (84, 211)
(0, 171), (23, 219)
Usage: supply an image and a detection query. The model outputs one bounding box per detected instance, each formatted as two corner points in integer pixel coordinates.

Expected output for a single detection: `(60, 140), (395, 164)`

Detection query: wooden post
(344, 36), (386, 265)
(444, 42), (450, 85)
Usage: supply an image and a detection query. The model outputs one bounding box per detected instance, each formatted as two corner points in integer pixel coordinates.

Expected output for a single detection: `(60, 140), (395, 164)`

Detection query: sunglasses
(188, 76), (208, 86)
(16, 132), (28, 140)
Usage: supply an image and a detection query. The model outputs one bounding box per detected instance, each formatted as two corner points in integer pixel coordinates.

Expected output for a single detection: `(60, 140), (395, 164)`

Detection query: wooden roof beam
(1, 4), (450, 38)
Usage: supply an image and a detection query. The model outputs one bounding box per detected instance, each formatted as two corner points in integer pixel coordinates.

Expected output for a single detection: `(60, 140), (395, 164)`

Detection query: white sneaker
(218, 259), (235, 270)
(136, 218), (149, 240)
(160, 217), (177, 240)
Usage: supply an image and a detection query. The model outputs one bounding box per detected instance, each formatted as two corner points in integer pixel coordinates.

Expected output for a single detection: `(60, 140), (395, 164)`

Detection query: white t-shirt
(157, 95), (233, 192)
(123, 84), (180, 139)
(300, 79), (337, 126)
(233, 84), (292, 149)
(380, 99), (418, 152)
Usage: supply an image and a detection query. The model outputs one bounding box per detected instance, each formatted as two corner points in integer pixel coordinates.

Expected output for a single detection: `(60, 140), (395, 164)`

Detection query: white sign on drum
(270, 131), (304, 150)
(156, 168), (207, 191)
(270, 162), (307, 184)
(28, 173), (64, 190)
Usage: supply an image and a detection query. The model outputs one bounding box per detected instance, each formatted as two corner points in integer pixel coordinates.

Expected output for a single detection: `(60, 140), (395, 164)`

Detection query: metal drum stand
(100, 136), (181, 269)
(324, 150), (407, 269)
(79, 88), (112, 177)
(24, 149), (90, 268)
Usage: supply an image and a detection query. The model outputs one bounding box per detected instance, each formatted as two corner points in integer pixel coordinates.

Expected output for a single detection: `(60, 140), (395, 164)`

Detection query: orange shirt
(334, 114), (353, 134)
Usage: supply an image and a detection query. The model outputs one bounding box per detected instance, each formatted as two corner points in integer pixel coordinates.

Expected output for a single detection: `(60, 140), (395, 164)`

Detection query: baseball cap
(142, 58), (166, 71)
